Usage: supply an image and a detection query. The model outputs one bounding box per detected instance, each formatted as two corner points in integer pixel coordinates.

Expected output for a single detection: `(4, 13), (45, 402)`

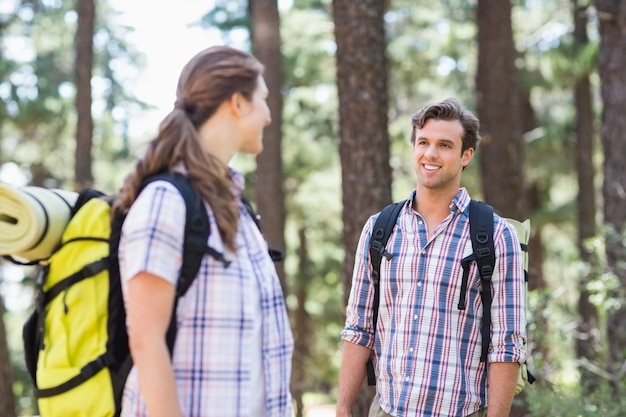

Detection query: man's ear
(461, 147), (474, 167)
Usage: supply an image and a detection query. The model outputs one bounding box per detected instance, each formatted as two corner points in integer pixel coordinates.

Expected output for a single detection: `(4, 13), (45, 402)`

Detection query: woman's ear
(228, 93), (243, 118)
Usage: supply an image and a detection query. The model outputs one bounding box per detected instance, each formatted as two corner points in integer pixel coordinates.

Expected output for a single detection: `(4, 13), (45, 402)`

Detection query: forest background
(0, 0), (625, 416)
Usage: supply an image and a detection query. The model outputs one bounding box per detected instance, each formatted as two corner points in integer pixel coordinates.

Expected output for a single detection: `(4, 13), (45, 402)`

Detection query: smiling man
(337, 98), (526, 417)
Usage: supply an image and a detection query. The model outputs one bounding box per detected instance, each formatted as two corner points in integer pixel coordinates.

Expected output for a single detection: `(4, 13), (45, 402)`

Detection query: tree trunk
(475, 0), (525, 219)
(595, 0), (626, 393)
(291, 226), (311, 417)
(0, 296), (17, 417)
(573, 0), (600, 392)
(476, 1), (528, 415)
(250, 0), (288, 290)
(333, 0), (391, 414)
(74, 0), (95, 191)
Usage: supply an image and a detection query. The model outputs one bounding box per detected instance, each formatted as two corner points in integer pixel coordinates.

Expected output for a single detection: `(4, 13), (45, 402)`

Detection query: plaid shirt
(120, 171), (293, 417)
(342, 188), (526, 417)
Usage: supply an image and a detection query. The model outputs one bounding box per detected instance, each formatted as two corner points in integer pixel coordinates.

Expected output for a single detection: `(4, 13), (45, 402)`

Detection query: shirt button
(406, 376), (410, 382)
(409, 347), (414, 352)
(414, 314), (418, 320)
(418, 220), (423, 225)
(417, 281), (422, 287)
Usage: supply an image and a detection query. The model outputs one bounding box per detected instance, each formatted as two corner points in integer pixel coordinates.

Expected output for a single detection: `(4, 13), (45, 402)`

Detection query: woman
(114, 46), (293, 417)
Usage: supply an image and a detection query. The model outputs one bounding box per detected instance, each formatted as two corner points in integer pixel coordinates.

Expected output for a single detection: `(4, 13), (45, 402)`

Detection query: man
(337, 98), (526, 417)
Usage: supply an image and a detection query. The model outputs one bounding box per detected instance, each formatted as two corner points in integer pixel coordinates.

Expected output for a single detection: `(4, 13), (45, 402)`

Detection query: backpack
(16, 172), (281, 417)
(366, 199), (535, 393)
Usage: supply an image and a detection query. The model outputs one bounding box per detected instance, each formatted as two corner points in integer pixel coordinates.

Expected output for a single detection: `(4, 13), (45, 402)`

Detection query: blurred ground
(305, 403), (335, 417)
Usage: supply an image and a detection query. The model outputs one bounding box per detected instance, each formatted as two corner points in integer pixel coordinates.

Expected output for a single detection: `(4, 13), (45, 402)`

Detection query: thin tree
(595, 0), (626, 393)
(333, 0), (391, 415)
(572, 0), (600, 392)
(74, 0), (95, 190)
(249, 0), (288, 289)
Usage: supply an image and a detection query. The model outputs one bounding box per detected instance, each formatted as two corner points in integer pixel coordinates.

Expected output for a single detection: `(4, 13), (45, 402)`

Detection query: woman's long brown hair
(112, 46), (263, 251)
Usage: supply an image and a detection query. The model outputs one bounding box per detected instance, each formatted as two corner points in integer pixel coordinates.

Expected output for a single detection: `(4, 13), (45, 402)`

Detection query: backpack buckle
(480, 265), (493, 280)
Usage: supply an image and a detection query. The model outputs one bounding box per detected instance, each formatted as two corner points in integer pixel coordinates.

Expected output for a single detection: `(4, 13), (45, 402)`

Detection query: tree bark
(74, 0), (95, 191)
(573, 0), (600, 392)
(475, 0), (525, 219)
(476, 1), (529, 415)
(291, 226), (311, 417)
(333, 0), (391, 414)
(250, 0), (288, 290)
(595, 0), (626, 393)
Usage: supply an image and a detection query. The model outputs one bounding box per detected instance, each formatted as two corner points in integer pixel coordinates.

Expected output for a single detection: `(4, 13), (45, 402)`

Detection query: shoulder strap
(365, 200), (405, 386)
(137, 173), (214, 354)
(241, 196), (284, 262)
(468, 199), (495, 362)
(141, 173), (215, 297)
(369, 201), (405, 286)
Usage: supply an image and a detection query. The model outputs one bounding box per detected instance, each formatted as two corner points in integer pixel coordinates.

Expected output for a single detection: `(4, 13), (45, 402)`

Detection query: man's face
(412, 118), (474, 192)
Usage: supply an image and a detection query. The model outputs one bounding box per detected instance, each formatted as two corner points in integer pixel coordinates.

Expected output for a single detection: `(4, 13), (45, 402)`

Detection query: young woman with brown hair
(115, 46), (293, 417)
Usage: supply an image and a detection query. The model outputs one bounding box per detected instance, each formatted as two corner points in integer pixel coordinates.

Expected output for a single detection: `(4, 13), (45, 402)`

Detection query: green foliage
(386, 1), (477, 114)
(200, 0), (250, 48)
(527, 380), (626, 417)
(280, 5), (344, 394)
(0, 0), (144, 189)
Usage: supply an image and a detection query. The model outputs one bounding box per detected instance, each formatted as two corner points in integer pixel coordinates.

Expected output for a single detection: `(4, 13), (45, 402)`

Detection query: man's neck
(413, 185), (459, 214)
(413, 186), (459, 237)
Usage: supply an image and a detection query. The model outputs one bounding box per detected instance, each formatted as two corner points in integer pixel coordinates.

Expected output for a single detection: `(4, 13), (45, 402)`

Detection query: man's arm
(336, 341), (372, 417)
(487, 362), (519, 417)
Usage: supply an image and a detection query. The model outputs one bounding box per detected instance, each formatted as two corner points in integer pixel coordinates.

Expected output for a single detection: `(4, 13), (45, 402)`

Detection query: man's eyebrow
(415, 136), (457, 144)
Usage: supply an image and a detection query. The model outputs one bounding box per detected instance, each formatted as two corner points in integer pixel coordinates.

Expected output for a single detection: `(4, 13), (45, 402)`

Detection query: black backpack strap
(138, 173), (215, 354)
(35, 352), (117, 398)
(241, 196), (284, 262)
(464, 199), (495, 363)
(141, 173), (231, 294)
(365, 200), (405, 386)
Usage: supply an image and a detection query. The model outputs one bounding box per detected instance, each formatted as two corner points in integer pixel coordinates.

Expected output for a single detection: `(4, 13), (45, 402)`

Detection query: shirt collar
(405, 187), (472, 215)
(451, 188), (471, 214)
(229, 167), (245, 198)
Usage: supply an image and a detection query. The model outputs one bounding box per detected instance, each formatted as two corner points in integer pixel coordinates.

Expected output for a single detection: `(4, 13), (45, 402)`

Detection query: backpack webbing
(462, 200), (495, 362)
(366, 199), (505, 385)
(366, 200), (405, 386)
(23, 172), (215, 413)
(139, 173), (218, 352)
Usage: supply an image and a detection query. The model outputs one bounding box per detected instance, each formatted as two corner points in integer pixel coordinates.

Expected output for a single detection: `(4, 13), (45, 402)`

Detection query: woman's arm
(126, 271), (183, 417)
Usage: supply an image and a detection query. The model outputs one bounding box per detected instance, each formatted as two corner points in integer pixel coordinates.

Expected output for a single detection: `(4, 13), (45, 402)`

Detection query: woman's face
(236, 75), (271, 155)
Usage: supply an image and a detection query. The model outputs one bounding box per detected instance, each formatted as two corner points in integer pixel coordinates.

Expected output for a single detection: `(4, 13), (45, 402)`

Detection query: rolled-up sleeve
(488, 219), (527, 365)
(341, 216), (377, 350)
